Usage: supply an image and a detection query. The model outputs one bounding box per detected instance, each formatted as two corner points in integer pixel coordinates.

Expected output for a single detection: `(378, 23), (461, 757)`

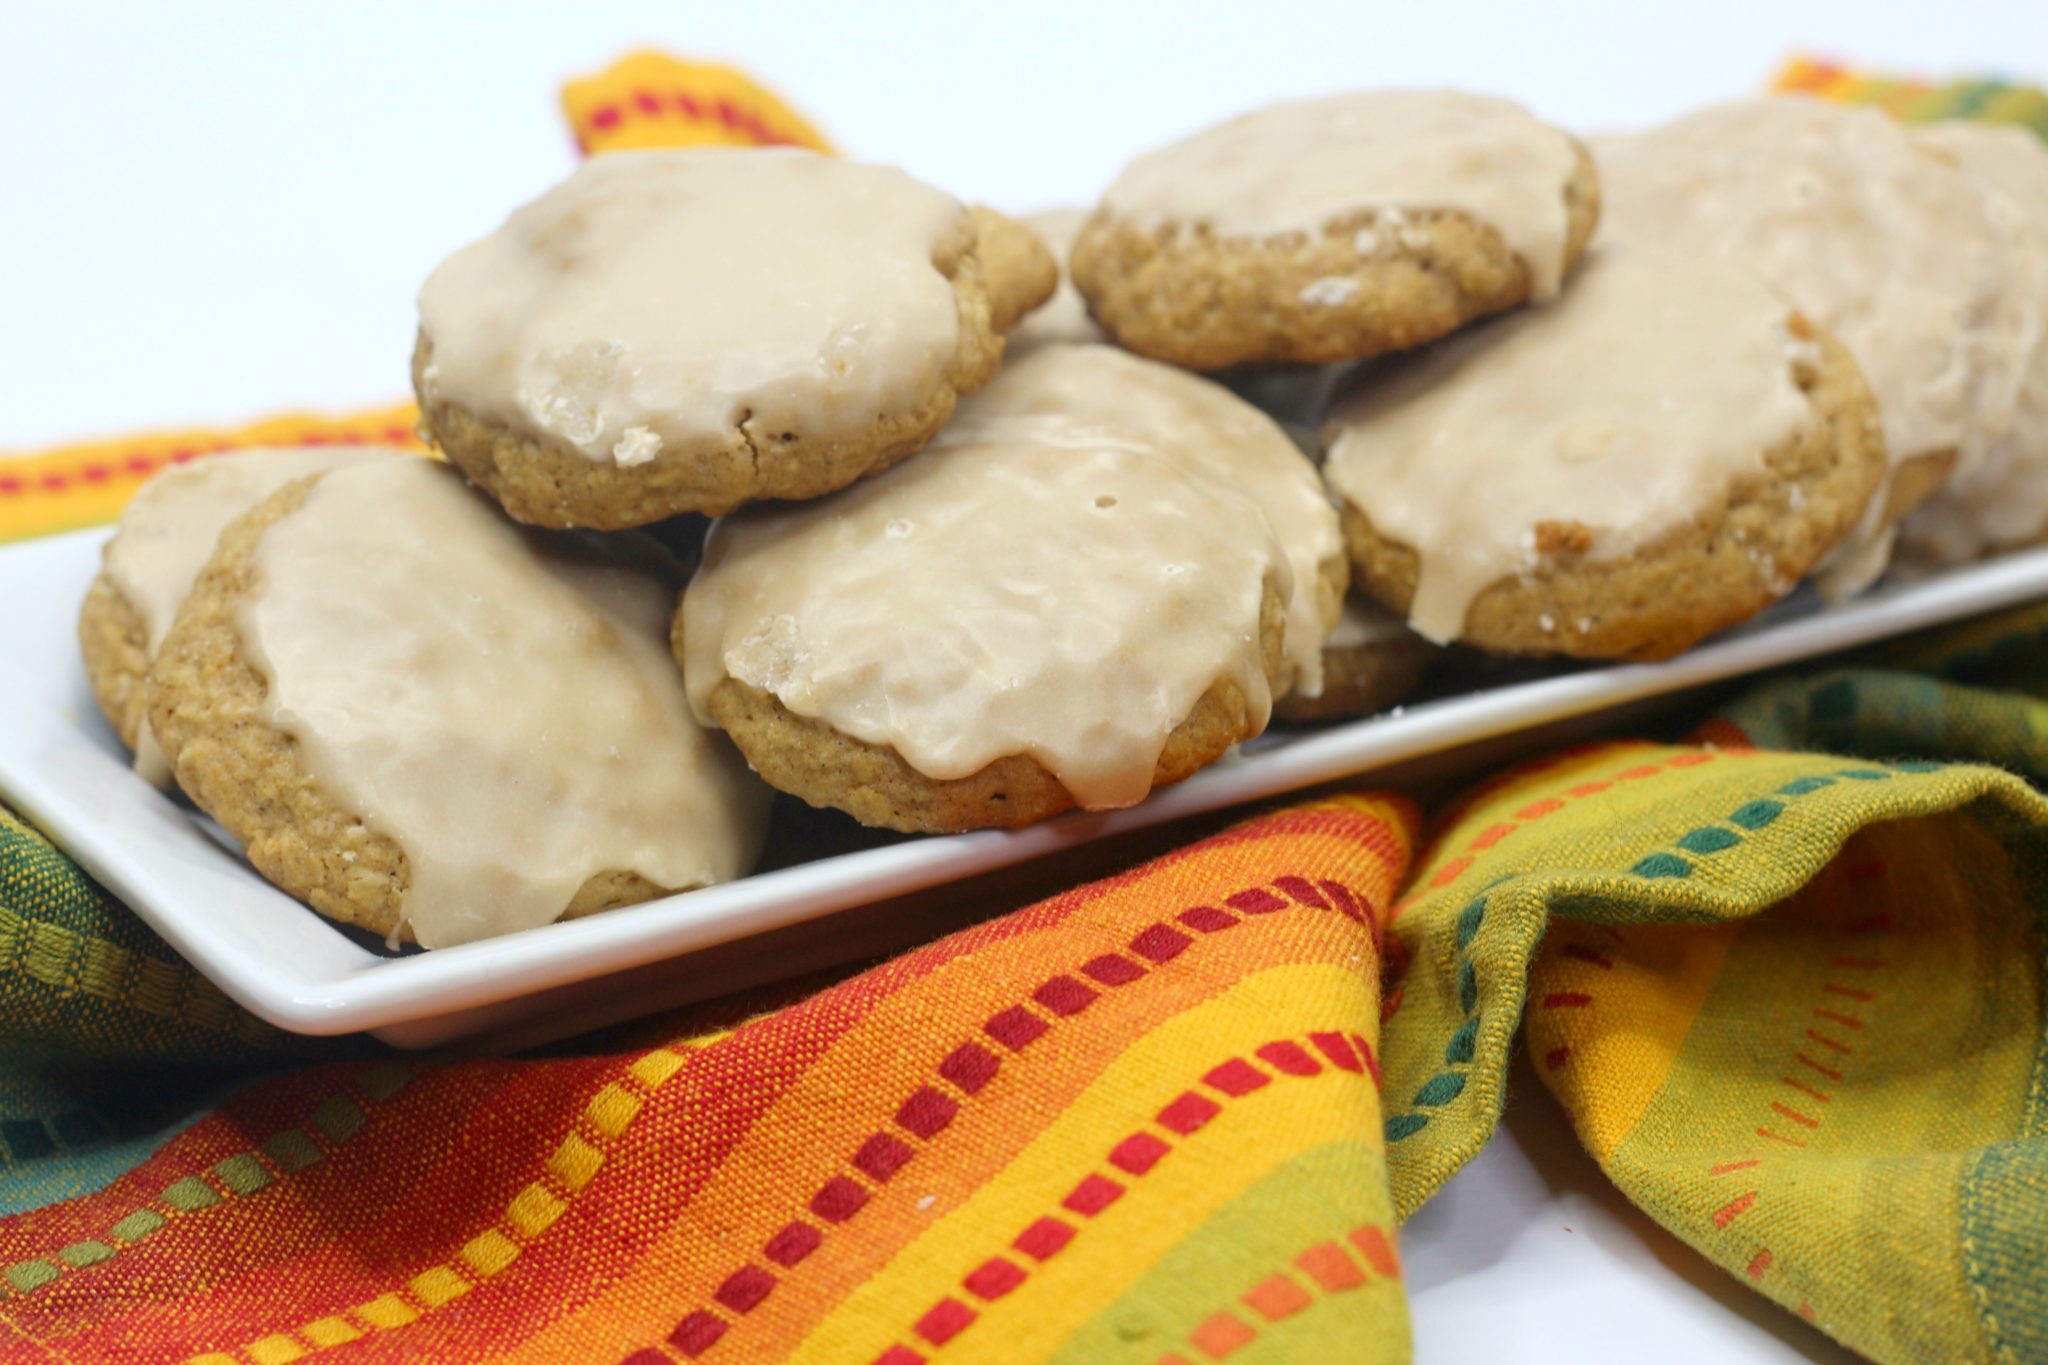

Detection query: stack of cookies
(82, 92), (2048, 946)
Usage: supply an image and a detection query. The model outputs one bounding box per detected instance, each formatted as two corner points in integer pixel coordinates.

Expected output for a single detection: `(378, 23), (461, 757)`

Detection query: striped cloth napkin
(0, 51), (2043, 1365)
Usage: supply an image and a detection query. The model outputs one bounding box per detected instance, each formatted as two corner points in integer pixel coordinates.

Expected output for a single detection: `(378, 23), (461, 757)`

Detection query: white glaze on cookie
(237, 460), (768, 947)
(945, 344), (1341, 695)
(1098, 90), (1582, 297)
(1595, 97), (2039, 592)
(682, 372), (1292, 811)
(417, 147), (970, 468)
(1006, 210), (1107, 350)
(101, 446), (403, 783)
(1903, 122), (2048, 563)
(1322, 250), (1821, 643)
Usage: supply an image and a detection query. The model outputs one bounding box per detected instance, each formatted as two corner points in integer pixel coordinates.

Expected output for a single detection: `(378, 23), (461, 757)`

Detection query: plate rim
(7, 525), (2047, 1037)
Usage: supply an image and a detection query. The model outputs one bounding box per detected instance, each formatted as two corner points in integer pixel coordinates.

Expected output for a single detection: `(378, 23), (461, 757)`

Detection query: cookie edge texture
(1069, 139), (1601, 370)
(1337, 319), (1888, 661)
(148, 475), (670, 943)
(415, 208), (1051, 528)
(684, 584), (1286, 833)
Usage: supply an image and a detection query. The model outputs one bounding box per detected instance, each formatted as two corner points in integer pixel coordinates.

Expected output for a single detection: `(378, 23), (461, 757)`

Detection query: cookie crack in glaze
(735, 409), (763, 482)
(682, 356), (1299, 818)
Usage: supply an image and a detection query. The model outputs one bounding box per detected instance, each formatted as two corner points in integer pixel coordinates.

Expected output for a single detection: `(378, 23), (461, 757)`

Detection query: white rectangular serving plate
(7, 525), (2047, 1049)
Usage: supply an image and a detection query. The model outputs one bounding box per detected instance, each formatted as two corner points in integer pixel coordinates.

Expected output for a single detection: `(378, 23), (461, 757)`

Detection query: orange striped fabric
(0, 796), (1416, 1363)
(0, 405), (426, 544)
(562, 51), (833, 156)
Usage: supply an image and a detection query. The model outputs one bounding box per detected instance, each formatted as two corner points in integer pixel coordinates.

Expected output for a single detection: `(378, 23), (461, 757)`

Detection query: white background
(3, 0), (2044, 449)
(2, 3), (2037, 1360)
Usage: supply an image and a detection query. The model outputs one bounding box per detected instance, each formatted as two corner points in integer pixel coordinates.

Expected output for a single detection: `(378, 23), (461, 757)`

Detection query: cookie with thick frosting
(148, 460), (769, 947)
(950, 344), (1345, 697)
(678, 347), (1304, 832)
(414, 147), (1054, 528)
(1323, 249), (1885, 661)
(1595, 97), (2040, 594)
(1070, 90), (1600, 370)
(1901, 122), (2048, 565)
(79, 447), (403, 786)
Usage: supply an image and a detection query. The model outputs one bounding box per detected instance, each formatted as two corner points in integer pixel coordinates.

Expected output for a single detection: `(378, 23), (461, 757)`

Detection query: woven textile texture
(0, 49), (2044, 1365)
